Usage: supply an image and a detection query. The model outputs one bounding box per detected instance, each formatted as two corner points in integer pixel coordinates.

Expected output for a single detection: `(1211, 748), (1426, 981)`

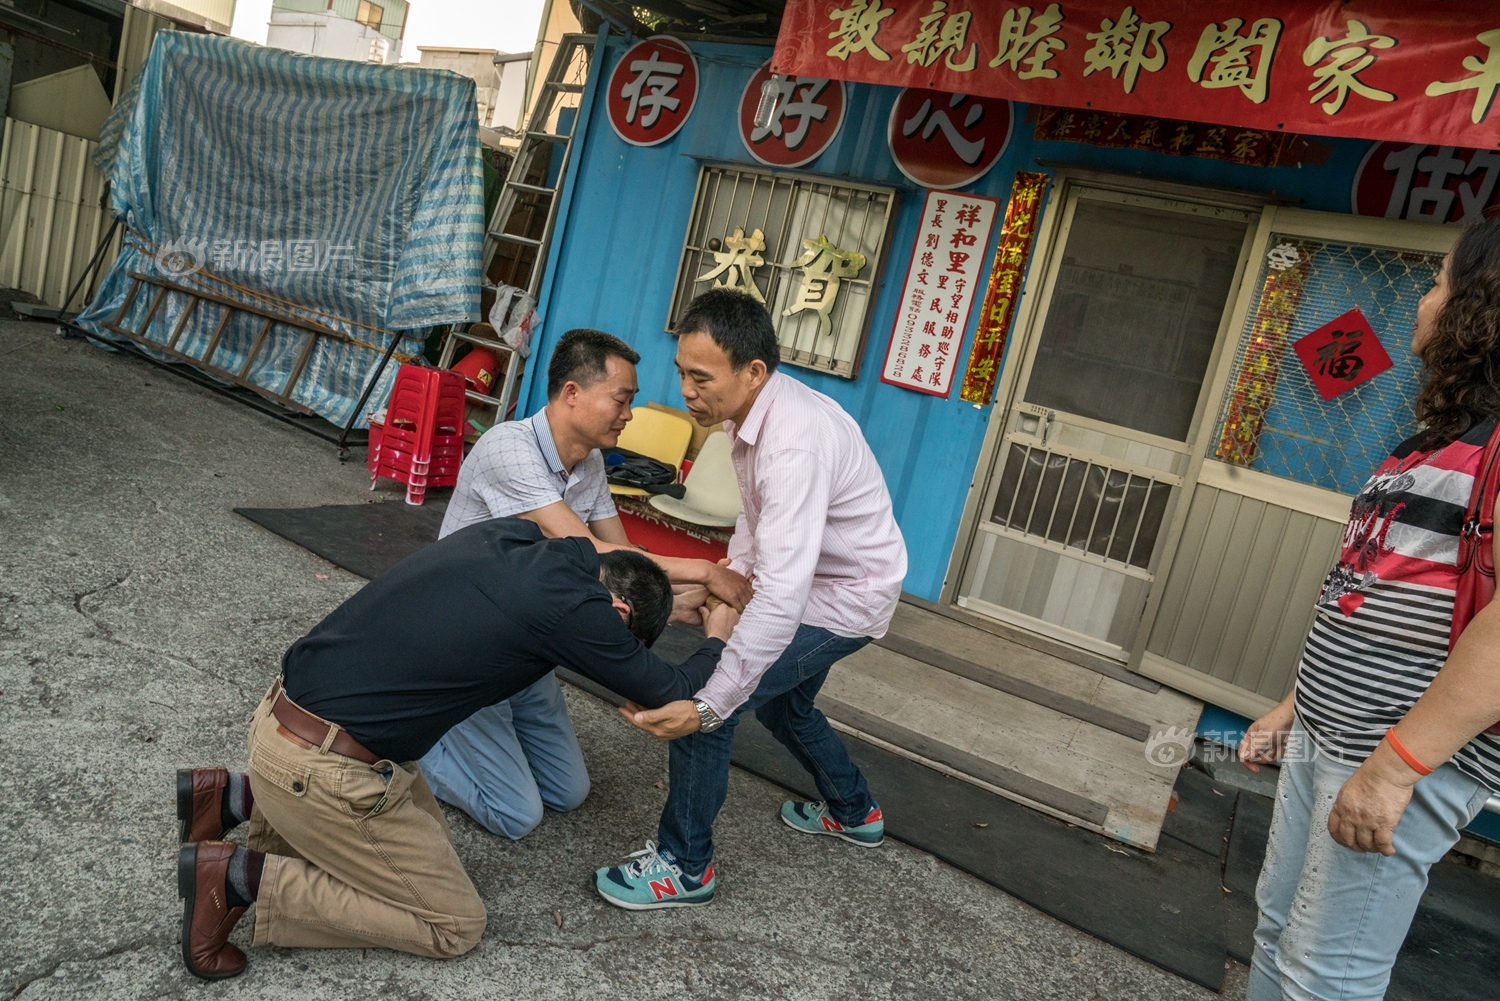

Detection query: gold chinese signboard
(959, 170), (1047, 405)
(771, 2), (1500, 148)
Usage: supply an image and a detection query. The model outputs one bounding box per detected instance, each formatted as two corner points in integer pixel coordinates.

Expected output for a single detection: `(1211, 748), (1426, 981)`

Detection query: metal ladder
(462, 31), (599, 430)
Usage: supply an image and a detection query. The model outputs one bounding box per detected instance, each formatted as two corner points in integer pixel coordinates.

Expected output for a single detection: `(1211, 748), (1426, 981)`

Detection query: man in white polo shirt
(420, 329), (751, 840)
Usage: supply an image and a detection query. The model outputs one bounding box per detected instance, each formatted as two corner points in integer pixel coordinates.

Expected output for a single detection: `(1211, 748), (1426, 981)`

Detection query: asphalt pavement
(0, 320), (1247, 1000)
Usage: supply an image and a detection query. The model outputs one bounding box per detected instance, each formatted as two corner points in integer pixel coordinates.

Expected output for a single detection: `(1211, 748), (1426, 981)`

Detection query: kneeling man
(174, 517), (738, 979)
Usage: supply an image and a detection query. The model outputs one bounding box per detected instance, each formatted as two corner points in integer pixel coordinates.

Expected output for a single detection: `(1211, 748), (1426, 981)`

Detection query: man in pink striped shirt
(595, 289), (908, 910)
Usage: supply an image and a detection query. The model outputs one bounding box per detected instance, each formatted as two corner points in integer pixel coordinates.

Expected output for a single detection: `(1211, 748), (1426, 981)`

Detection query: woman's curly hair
(1414, 217), (1500, 450)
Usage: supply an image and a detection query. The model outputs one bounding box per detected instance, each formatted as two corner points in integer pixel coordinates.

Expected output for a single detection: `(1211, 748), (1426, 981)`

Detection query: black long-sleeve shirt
(281, 517), (722, 762)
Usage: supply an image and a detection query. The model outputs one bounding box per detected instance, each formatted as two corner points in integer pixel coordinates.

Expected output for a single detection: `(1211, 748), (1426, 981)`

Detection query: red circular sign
(1352, 141), (1500, 225)
(887, 88), (1011, 190)
(737, 61), (846, 168)
(606, 36), (699, 148)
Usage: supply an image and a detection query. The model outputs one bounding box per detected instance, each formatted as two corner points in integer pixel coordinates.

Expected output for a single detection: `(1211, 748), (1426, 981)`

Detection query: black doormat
(237, 501), (1500, 995)
(235, 501), (447, 579)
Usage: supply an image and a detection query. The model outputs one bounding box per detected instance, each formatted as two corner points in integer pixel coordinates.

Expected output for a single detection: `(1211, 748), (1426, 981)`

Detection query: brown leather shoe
(177, 768), (229, 843)
(177, 841), (248, 980)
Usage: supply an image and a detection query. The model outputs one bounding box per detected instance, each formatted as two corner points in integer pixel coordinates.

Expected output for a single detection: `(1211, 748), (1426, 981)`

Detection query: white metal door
(957, 186), (1256, 661)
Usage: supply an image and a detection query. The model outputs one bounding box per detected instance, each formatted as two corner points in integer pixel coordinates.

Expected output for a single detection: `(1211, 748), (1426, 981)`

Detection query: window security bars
(667, 163), (896, 378)
(989, 440), (1175, 574)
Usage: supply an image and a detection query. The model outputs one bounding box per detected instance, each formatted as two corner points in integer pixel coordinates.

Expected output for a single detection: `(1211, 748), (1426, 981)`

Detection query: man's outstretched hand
(701, 559), (752, 612)
(620, 700), (702, 740)
(669, 584), (710, 626)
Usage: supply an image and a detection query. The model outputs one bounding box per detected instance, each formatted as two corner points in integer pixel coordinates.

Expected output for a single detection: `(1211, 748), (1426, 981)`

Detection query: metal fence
(1211, 234), (1441, 495)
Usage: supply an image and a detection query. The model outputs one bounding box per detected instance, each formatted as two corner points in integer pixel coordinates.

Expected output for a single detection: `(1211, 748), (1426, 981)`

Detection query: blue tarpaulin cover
(76, 32), (484, 427)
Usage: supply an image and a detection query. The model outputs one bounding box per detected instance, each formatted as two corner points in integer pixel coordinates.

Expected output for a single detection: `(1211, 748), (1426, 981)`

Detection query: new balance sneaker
(594, 840), (715, 910)
(780, 801), (885, 847)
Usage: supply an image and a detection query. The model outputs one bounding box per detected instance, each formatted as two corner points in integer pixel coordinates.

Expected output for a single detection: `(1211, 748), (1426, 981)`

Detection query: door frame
(941, 169), (1282, 664)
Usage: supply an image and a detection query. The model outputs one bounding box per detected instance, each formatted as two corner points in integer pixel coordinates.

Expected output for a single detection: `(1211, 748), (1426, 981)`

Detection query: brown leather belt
(269, 678), (380, 764)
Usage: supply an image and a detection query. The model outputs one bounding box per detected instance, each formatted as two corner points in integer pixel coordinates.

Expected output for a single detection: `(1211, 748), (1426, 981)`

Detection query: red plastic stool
(369, 364), (466, 505)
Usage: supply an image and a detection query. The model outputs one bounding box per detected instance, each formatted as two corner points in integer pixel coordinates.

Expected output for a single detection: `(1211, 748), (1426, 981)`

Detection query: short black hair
(673, 288), (779, 373)
(547, 328), (641, 400)
(598, 550), (673, 646)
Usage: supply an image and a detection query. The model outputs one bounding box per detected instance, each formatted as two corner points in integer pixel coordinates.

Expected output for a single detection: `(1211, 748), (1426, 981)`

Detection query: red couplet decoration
(1292, 307), (1394, 401)
(607, 36), (699, 147)
(1352, 141), (1500, 225)
(887, 88), (1011, 190)
(738, 60), (847, 168)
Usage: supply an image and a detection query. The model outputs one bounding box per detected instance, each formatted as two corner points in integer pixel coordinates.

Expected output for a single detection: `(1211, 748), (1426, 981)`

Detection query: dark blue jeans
(656, 625), (876, 873)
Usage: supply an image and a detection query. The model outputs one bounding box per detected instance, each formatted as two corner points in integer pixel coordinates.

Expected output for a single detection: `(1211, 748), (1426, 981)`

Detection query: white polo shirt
(438, 409), (616, 540)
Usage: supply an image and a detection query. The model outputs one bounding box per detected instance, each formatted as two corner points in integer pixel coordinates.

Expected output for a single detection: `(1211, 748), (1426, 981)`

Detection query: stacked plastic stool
(368, 364), (466, 505)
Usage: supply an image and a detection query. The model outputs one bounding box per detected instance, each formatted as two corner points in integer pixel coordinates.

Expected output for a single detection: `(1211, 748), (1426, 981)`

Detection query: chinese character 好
(752, 77), (832, 150)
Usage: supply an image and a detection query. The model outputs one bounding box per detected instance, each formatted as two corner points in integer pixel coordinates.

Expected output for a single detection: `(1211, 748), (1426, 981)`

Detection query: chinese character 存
(1188, 17), (1283, 104)
(752, 77), (831, 150)
(990, 3), (1066, 79)
(783, 234), (866, 338)
(1317, 328), (1364, 381)
(1380, 144), (1500, 224)
(697, 227), (767, 302)
(1302, 20), (1396, 116)
(1083, 6), (1171, 95)
(900, 92), (988, 165)
(620, 50), (684, 128)
(1426, 28), (1500, 125)
(901, 0), (978, 71)
(827, 0), (894, 62)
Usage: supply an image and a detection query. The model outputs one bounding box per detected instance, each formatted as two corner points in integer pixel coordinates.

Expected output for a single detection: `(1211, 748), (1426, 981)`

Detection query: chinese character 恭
(901, 0), (978, 71)
(620, 50), (685, 128)
(752, 77), (832, 150)
(1316, 328), (1364, 381)
(1425, 28), (1500, 125)
(697, 227), (766, 301)
(783, 234), (866, 337)
(900, 92), (987, 165)
(989, 3), (1066, 79)
(1083, 6), (1171, 95)
(1188, 17), (1283, 104)
(1302, 20), (1396, 116)
(827, 0), (894, 62)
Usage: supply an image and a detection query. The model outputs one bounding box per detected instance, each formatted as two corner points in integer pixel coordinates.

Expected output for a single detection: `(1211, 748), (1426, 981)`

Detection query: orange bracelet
(1384, 728), (1435, 776)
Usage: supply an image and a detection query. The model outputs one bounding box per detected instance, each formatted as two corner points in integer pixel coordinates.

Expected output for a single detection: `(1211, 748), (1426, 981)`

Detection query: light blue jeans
(1249, 718), (1491, 1001)
(418, 672), (590, 840)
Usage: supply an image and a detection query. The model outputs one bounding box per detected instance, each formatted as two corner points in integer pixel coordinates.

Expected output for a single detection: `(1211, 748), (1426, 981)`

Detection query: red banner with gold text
(771, 1), (1500, 149)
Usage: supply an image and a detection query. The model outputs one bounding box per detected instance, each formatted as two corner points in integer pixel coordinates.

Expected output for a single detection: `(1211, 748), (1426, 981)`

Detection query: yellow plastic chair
(609, 407), (694, 497)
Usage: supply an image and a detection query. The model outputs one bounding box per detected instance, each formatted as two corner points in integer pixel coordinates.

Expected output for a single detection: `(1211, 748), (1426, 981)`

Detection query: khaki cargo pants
(244, 688), (487, 957)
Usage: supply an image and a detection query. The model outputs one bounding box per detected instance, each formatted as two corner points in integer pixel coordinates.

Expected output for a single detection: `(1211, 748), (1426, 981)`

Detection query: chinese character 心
(901, 92), (988, 165)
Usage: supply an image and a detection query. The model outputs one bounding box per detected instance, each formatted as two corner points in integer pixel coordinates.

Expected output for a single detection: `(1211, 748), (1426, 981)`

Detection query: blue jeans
(657, 625), (876, 873)
(418, 672), (590, 840)
(1248, 718), (1491, 1001)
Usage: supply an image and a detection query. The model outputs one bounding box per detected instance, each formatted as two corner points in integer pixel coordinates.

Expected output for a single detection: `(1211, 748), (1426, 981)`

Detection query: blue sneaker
(780, 801), (885, 847)
(594, 841), (715, 910)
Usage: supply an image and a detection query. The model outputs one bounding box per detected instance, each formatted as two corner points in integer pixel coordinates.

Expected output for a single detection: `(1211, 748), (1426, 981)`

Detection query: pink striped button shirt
(695, 372), (908, 718)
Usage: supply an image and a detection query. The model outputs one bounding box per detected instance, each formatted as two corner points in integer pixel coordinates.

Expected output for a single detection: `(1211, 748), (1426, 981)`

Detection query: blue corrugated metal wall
(523, 35), (1380, 601)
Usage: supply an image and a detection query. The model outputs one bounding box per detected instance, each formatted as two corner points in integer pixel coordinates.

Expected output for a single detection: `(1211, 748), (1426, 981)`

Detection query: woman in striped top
(1239, 218), (1500, 1001)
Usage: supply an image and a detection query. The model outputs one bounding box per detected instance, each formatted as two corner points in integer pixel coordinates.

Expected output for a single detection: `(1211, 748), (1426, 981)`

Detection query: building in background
(416, 47), (504, 126)
(491, 50), (530, 134)
(266, 0), (407, 64)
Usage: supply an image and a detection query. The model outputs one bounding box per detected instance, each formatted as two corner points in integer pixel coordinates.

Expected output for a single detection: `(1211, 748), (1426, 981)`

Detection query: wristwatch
(692, 698), (725, 733)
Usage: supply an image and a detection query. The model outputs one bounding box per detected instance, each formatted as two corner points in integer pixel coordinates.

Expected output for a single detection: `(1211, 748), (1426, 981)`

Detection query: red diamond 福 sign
(1292, 308), (1394, 401)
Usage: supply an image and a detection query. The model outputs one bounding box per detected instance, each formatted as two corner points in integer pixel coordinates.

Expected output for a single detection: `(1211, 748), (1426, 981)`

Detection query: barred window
(667, 163), (896, 378)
